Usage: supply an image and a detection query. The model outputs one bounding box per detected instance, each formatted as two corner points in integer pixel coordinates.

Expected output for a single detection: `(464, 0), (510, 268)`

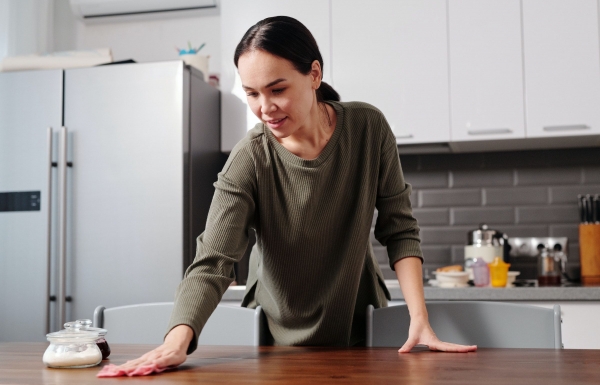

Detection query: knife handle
(586, 194), (594, 223)
(578, 194), (585, 224)
(592, 194), (600, 223)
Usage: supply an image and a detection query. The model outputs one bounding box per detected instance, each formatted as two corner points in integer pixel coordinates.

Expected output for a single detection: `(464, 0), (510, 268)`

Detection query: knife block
(580, 224), (600, 285)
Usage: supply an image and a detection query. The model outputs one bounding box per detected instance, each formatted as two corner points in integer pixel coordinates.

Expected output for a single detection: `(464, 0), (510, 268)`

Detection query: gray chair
(367, 301), (562, 349)
(93, 302), (265, 346)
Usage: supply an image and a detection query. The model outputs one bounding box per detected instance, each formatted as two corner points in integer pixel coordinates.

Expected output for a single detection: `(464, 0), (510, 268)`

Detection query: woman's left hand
(398, 316), (477, 353)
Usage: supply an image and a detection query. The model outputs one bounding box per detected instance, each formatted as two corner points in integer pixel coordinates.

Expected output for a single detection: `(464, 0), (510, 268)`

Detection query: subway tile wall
(372, 147), (600, 281)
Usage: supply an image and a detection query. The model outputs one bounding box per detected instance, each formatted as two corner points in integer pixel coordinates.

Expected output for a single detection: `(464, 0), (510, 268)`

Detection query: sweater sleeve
(165, 144), (256, 354)
(373, 113), (423, 271)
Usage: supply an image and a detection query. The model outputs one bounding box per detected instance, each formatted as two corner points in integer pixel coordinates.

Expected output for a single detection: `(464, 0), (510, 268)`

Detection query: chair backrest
(93, 303), (264, 346)
(367, 301), (562, 349)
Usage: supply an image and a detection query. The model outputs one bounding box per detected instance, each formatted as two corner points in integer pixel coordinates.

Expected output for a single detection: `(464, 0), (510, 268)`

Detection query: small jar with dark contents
(73, 319), (110, 360)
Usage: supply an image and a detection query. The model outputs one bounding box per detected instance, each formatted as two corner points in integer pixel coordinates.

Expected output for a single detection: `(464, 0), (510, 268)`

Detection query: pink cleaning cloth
(97, 363), (169, 377)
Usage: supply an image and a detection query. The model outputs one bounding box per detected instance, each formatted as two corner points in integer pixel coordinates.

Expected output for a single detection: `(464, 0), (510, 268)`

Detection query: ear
(310, 60), (322, 90)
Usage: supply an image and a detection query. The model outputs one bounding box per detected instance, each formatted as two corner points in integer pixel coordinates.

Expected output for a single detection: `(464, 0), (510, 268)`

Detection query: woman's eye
(246, 92), (257, 97)
(273, 88), (285, 94)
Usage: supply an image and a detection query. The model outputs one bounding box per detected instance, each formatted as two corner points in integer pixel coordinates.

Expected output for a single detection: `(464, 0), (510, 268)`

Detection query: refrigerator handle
(46, 127), (54, 334)
(58, 126), (68, 328)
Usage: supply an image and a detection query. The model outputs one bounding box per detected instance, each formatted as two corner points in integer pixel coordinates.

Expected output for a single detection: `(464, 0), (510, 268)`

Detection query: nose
(260, 96), (277, 115)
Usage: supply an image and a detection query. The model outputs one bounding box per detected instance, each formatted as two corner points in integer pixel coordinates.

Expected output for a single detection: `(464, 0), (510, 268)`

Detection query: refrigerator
(0, 61), (223, 341)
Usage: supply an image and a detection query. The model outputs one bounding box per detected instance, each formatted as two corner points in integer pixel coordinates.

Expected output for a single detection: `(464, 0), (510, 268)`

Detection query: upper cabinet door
(448, 0), (525, 142)
(331, 0), (450, 145)
(220, 0), (332, 152)
(523, 0), (600, 138)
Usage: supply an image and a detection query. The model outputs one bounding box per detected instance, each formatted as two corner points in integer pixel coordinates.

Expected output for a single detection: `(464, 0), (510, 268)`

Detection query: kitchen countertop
(222, 281), (600, 302)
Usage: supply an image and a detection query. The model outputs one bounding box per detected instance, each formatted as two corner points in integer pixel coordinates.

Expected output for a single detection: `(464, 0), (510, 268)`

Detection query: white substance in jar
(43, 345), (102, 368)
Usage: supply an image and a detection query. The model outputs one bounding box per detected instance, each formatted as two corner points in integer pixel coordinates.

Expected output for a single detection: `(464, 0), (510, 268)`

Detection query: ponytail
(317, 81), (340, 102)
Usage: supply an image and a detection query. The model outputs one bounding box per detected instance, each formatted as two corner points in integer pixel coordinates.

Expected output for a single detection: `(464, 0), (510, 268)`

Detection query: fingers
(398, 337), (418, 353)
(427, 340), (477, 353)
(398, 338), (477, 353)
(110, 345), (186, 371)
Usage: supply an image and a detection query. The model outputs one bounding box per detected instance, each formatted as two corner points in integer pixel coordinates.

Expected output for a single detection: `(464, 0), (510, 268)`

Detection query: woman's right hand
(111, 324), (194, 373)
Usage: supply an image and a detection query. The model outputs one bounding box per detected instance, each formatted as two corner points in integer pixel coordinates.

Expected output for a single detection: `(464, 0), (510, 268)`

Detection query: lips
(265, 116), (287, 129)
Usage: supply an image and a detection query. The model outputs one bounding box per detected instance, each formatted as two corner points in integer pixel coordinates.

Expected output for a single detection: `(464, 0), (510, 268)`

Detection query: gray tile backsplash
(549, 184), (600, 204)
(516, 205), (579, 224)
(583, 167), (600, 183)
(419, 189), (482, 207)
(411, 208), (450, 225)
(484, 186), (548, 206)
(451, 207), (515, 225)
(373, 147), (600, 280)
(450, 169), (514, 188)
(516, 168), (583, 186)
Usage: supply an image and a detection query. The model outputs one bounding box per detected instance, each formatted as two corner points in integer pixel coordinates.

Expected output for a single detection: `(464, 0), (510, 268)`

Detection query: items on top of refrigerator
(0, 48), (113, 72)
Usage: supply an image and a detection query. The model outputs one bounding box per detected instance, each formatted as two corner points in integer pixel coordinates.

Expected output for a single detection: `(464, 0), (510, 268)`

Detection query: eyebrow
(242, 78), (287, 90)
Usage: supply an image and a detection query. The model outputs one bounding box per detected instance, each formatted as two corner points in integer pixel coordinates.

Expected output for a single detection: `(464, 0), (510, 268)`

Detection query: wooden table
(1, 343), (599, 384)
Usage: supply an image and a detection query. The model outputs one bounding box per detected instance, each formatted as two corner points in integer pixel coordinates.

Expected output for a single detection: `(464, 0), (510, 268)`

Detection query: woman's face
(238, 49), (322, 140)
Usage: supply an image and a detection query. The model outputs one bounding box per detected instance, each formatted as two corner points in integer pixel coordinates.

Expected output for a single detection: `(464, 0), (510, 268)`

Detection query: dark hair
(234, 16), (340, 102)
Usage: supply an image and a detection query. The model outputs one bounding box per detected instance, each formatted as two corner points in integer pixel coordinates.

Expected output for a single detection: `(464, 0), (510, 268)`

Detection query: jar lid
(46, 319), (107, 341)
(488, 256), (510, 268)
(73, 319), (108, 336)
(468, 224), (504, 246)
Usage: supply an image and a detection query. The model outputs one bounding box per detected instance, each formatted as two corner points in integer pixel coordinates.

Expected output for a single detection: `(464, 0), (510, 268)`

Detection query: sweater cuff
(387, 239), (423, 271)
(164, 321), (200, 355)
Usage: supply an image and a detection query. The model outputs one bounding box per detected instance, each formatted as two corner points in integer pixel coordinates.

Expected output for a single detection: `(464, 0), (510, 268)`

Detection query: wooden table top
(1, 342), (599, 384)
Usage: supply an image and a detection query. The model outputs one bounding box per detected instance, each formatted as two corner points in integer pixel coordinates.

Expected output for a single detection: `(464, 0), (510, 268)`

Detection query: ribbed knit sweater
(167, 100), (423, 353)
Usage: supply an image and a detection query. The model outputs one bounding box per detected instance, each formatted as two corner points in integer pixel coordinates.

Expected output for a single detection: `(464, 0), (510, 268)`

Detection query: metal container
(464, 224), (510, 279)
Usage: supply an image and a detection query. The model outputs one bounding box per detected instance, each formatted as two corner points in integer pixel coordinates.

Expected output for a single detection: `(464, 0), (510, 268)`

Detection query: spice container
(488, 257), (510, 288)
(472, 258), (490, 287)
(43, 319), (107, 368)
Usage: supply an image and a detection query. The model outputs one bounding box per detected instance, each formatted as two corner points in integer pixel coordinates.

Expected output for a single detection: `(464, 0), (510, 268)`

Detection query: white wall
(0, 0), (9, 61)
(0, 0), (54, 60)
(52, 0), (222, 75)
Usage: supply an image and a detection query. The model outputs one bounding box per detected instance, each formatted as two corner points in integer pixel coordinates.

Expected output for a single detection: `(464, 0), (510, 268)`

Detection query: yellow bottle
(488, 257), (510, 288)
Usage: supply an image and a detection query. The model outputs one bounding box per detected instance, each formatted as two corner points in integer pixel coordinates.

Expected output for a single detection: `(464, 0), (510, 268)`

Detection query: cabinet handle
(395, 133), (414, 139)
(467, 128), (513, 135)
(543, 124), (590, 132)
(58, 126), (68, 328)
(46, 127), (54, 334)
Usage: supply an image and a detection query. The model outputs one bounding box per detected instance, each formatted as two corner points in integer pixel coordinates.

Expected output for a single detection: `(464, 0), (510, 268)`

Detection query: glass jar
(73, 319), (111, 359)
(537, 247), (564, 286)
(43, 320), (107, 368)
(472, 258), (490, 287)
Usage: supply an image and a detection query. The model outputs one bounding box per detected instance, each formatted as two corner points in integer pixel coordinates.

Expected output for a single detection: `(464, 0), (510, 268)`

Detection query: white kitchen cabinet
(220, 0), (332, 152)
(448, 0), (525, 142)
(331, 0), (450, 145)
(522, 0), (600, 138)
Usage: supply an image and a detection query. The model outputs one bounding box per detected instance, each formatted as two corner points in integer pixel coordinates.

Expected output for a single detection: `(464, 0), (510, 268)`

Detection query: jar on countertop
(74, 319), (110, 359)
(488, 257), (511, 288)
(43, 319), (109, 368)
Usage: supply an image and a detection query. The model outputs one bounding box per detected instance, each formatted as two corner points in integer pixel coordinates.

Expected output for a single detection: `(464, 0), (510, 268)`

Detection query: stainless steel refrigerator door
(64, 61), (186, 321)
(0, 70), (63, 341)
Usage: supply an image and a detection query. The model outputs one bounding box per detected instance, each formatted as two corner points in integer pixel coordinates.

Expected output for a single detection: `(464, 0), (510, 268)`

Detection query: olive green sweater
(167, 100), (423, 353)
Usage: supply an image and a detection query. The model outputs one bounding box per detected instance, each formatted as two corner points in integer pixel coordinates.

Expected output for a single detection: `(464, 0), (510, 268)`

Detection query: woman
(110, 15), (476, 375)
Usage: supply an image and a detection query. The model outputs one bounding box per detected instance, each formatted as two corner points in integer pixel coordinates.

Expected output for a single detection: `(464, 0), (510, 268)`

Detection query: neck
(279, 101), (333, 158)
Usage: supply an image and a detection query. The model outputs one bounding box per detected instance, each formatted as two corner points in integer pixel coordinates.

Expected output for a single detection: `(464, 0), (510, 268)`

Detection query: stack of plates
(429, 271), (470, 288)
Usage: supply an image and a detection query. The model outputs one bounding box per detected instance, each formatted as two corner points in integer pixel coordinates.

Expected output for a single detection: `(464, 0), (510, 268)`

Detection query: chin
(265, 123), (295, 139)
(268, 128), (292, 140)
